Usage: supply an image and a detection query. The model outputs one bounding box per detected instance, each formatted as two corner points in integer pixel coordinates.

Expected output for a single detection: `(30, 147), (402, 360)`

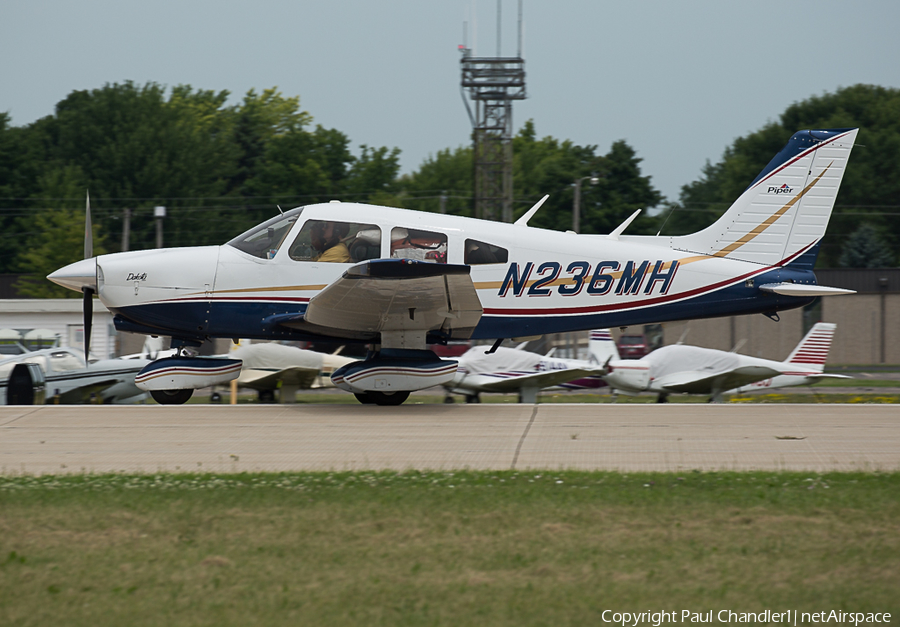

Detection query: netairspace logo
(599, 610), (892, 626)
(768, 183), (794, 194)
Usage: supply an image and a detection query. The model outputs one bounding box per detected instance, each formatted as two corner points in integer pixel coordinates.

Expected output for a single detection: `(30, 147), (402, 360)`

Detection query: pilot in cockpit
(311, 221), (351, 263)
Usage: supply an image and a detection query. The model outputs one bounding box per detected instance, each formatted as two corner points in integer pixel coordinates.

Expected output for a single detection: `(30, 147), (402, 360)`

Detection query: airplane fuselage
(89, 203), (817, 347)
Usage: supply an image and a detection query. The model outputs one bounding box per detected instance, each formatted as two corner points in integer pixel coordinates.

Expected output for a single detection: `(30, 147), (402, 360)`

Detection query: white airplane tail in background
(588, 329), (619, 363)
(668, 129), (858, 269)
(784, 322), (837, 373)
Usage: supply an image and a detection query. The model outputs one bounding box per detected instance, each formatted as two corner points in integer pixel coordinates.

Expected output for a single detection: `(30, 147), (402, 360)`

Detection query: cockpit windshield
(226, 208), (304, 259)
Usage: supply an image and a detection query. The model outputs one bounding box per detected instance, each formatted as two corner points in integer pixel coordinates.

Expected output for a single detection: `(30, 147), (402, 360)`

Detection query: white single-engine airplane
(48, 129), (858, 405)
(443, 330), (615, 404)
(228, 342), (355, 403)
(603, 322), (847, 402)
(0, 346), (150, 405)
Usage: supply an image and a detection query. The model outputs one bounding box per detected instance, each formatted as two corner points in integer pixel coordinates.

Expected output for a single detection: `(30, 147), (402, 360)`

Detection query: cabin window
(390, 228), (447, 264)
(465, 239), (508, 265)
(289, 220), (381, 263)
(226, 209), (303, 259)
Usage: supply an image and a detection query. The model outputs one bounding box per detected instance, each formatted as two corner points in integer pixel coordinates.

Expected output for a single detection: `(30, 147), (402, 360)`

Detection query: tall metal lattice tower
(460, 1), (526, 222)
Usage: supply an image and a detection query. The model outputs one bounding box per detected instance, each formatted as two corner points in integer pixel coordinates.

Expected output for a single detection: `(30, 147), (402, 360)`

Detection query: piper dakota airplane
(48, 128), (858, 405)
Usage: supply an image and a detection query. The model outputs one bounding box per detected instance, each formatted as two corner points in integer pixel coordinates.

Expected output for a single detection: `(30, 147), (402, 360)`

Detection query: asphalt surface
(1, 404), (897, 474)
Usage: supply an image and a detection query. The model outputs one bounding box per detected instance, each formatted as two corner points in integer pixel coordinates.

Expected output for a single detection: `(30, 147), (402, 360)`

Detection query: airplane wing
(237, 367), (320, 391)
(273, 260), (483, 342)
(469, 367), (607, 394)
(56, 378), (123, 404)
(655, 365), (783, 394)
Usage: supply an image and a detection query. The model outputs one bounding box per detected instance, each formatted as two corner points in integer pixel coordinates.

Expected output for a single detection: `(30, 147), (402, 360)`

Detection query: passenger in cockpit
(311, 221), (351, 263)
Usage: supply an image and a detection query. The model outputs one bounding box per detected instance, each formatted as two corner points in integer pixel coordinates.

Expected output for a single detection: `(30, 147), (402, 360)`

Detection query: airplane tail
(784, 322), (837, 372)
(588, 329), (619, 364)
(669, 129), (858, 269)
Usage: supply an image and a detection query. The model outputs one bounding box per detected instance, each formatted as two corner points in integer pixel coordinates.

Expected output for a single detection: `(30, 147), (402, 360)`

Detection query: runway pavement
(0, 404), (897, 475)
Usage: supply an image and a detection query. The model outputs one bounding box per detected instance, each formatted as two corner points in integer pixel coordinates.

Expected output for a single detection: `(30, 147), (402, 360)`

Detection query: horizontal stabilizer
(758, 283), (855, 297)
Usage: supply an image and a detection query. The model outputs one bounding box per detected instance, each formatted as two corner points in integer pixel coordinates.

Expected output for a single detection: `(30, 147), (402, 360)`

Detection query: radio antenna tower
(460, 0), (526, 222)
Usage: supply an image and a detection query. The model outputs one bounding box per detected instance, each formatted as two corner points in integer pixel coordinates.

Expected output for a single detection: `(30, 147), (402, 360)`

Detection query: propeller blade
(82, 287), (94, 358)
(83, 191), (94, 358)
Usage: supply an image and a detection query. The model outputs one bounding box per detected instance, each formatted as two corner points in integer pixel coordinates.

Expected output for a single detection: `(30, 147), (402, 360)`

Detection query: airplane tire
(151, 389), (194, 405)
(443, 396), (455, 404)
(354, 392), (376, 404)
(258, 389), (276, 403)
(356, 391), (410, 406)
(465, 394), (481, 404)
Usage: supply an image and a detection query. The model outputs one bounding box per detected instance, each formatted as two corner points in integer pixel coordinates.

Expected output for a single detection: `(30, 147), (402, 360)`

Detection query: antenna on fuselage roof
(276, 205), (284, 215)
(514, 195), (549, 226)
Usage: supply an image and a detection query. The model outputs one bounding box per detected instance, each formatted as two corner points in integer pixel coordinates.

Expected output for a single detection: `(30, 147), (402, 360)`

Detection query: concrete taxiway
(1, 404), (897, 475)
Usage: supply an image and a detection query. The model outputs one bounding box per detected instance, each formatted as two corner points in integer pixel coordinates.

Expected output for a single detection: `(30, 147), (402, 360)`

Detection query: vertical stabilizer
(588, 329), (619, 363)
(670, 129), (858, 267)
(784, 322), (837, 372)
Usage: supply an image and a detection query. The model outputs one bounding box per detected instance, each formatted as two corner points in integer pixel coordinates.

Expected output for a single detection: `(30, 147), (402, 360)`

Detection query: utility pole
(121, 208), (131, 252)
(154, 206), (166, 249)
(572, 175), (599, 233)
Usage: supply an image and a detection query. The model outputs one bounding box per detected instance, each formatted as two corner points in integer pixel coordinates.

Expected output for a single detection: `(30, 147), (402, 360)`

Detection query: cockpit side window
(226, 209), (303, 259)
(391, 228), (447, 264)
(464, 239), (508, 265)
(289, 221), (382, 263)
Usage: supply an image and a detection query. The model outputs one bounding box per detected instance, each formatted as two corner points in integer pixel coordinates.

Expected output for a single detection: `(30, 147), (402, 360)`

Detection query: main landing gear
(150, 388), (194, 405)
(353, 391), (411, 406)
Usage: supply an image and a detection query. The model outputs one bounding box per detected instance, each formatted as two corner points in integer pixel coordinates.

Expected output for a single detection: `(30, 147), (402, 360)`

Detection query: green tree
(512, 120), (662, 234)
(397, 146), (473, 215)
(343, 145), (402, 205)
(838, 223), (895, 268)
(14, 165), (106, 298)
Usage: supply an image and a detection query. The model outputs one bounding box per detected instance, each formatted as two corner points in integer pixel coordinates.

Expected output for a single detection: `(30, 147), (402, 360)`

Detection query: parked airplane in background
(0, 346), (150, 405)
(49, 129), (858, 405)
(228, 342), (355, 403)
(603, 323), (847, 402)
(442, 330), (616, 404)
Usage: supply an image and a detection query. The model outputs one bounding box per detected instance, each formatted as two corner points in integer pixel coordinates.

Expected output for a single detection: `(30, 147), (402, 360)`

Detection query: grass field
(2, 471), (898, 626)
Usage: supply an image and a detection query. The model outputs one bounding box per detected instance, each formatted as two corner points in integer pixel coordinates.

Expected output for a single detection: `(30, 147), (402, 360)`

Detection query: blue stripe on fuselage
(112, 267), (818, 343)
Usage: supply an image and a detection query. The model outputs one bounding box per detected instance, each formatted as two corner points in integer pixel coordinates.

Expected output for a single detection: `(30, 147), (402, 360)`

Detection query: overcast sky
(3, 1), (899, 202)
